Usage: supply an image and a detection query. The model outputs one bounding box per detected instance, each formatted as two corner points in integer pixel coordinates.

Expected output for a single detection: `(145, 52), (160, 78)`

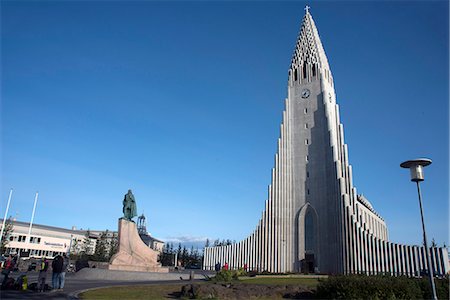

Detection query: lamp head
(400, 158), (432, 182)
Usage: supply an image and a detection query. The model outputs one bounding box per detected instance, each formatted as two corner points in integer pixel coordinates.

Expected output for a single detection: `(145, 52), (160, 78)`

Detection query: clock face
(301, 88), (310, 99)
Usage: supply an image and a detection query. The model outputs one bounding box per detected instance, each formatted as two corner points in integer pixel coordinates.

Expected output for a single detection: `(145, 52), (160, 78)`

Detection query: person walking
(51, 254), (63, 291)
(38, 258), (49, 292)
(59, 253), (69, 290)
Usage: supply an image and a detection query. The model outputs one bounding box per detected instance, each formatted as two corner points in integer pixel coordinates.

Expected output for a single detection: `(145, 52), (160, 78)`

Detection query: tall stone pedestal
(109, 218), (168, 273)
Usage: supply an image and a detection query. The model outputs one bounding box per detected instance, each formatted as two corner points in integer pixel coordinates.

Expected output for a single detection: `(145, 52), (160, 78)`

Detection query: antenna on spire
(304, 5), (310, 14)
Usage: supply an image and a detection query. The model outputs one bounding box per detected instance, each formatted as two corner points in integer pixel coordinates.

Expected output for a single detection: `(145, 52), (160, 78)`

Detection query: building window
(305, 139), (309, 145)
(304, 108), (308, 114)
(305, 123), (308, 129)
(306, 155), (309, 162)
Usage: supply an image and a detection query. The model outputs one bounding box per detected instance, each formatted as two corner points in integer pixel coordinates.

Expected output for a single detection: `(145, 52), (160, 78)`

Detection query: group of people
(1, 253), (69, 292)
(214, 262), (229, 272)
(38, 253), (69, 292)
(214, 262), (248, 272)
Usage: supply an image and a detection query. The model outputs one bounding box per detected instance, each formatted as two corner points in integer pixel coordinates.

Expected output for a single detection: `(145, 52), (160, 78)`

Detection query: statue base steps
(109, 264), (168, 273)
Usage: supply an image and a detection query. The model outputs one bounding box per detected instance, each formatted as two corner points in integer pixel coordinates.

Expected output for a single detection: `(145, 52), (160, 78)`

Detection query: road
(0, 269), (213, 299)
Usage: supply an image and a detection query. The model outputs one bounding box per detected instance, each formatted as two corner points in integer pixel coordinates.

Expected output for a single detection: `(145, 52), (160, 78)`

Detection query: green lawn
(79, 284), (185, 300)
(79, 277), (320, 299)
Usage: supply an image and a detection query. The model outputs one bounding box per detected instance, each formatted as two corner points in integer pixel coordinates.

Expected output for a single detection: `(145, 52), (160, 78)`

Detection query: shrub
(213, 269), (234, 283)
(315, 275), (449, 299)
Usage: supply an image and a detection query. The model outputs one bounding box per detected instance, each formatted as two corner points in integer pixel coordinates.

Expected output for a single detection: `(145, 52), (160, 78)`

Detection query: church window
(307, 171), (310, 178)
(306, 155), (309, 162)
(305, 139), (309, 145)
(305, 123), (308, 129)
(294, 69), (298, 81)
(304, 108), (308, 114)
(307, 189), (310, 195)
(312, 64), (316, 76)
(303, 63), (307, 78)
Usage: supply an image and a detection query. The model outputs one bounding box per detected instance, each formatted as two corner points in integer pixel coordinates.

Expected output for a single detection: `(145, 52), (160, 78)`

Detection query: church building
(203, 8), (449, 276)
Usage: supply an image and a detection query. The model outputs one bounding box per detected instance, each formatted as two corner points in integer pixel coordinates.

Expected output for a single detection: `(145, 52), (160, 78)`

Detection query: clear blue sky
(1, 1), (448, 248)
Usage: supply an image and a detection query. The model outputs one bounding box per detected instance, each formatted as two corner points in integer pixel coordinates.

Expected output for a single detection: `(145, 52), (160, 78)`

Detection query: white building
(203, 8), (449, 276)
(0, 219), (115, 259)
(137, 214), (165, 253)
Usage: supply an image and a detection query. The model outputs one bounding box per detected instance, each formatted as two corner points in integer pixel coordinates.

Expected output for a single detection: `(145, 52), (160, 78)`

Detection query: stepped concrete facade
(203, 9), (449, 276)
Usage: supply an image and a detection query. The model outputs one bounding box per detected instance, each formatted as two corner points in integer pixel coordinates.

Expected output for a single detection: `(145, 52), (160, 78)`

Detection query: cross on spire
(304, 5), (310, 14)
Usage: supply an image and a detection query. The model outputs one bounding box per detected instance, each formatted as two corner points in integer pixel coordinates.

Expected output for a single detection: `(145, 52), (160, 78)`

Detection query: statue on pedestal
(123, 189), (137, 221)
(110, 189), (168, 272)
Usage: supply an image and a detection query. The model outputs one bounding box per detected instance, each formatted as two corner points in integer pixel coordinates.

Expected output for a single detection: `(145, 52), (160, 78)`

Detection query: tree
(108, 233), (119, 261)
(159, 243), (174, 266)
(0, 217), (14, 255)
(81, 229), (93, 257)
(93, 231), (109, 262)
(181, 246), (188, 266)
(70, 238), (79, 257)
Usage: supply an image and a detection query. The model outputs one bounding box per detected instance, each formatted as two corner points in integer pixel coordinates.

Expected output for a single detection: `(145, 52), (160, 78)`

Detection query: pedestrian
(38, 258), (49, 292)
(224, 262), (229, 270)
(51, 254), (63, 291)
(59, 253), (69, 290)
(243, 263), (248, 272)
(214, 262), (221, 272)
(1, 255), (15, 289)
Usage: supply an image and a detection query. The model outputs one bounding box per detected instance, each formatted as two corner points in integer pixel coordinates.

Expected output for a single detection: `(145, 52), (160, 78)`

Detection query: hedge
(315, 274), (449, 299)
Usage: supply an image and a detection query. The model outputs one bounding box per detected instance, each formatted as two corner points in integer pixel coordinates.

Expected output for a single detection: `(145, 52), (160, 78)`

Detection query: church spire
(289, 7), (332, 85)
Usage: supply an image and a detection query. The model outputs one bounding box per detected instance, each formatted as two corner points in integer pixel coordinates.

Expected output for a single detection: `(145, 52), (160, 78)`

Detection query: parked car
(185, 263), (201, 269)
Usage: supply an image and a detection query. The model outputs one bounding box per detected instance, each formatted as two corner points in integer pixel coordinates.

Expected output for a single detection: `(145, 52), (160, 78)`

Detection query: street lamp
(400, 158), (437, 300)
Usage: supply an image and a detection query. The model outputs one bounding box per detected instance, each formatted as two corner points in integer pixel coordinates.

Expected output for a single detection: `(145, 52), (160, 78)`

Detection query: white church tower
(203, 8), (449, 276)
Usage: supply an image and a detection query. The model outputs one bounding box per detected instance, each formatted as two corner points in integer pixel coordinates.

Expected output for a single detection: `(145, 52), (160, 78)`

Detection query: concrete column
(413, 246), (420, 276)
(441, 248), (450, 275)
(273, 151), (279, 273)
(369, 235), (375, 275)
(431, 247), (437, 276)
(401, 245), (407, 276)
(398, 244), (404, 275)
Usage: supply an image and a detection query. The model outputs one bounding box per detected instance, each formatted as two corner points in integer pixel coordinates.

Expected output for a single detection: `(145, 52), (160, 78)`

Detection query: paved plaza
(0, 269), (213, 299)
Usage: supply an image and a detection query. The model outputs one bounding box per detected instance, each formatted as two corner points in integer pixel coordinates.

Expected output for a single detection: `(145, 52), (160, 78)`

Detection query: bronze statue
(123, 189), (137, 220)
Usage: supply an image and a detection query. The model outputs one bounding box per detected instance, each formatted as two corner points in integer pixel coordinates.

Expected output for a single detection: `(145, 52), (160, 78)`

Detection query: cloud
(162, 236), (209, 243)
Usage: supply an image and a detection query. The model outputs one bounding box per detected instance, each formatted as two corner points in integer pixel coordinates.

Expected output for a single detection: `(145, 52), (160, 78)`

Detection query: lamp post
(400, 158), (437, 300)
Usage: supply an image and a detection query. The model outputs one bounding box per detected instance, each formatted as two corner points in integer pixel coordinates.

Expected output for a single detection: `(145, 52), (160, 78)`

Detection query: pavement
(0, 269), (214, 299)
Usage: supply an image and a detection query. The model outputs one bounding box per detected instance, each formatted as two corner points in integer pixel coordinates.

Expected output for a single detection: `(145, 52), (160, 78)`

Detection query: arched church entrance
(296, 203), (319, 273)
